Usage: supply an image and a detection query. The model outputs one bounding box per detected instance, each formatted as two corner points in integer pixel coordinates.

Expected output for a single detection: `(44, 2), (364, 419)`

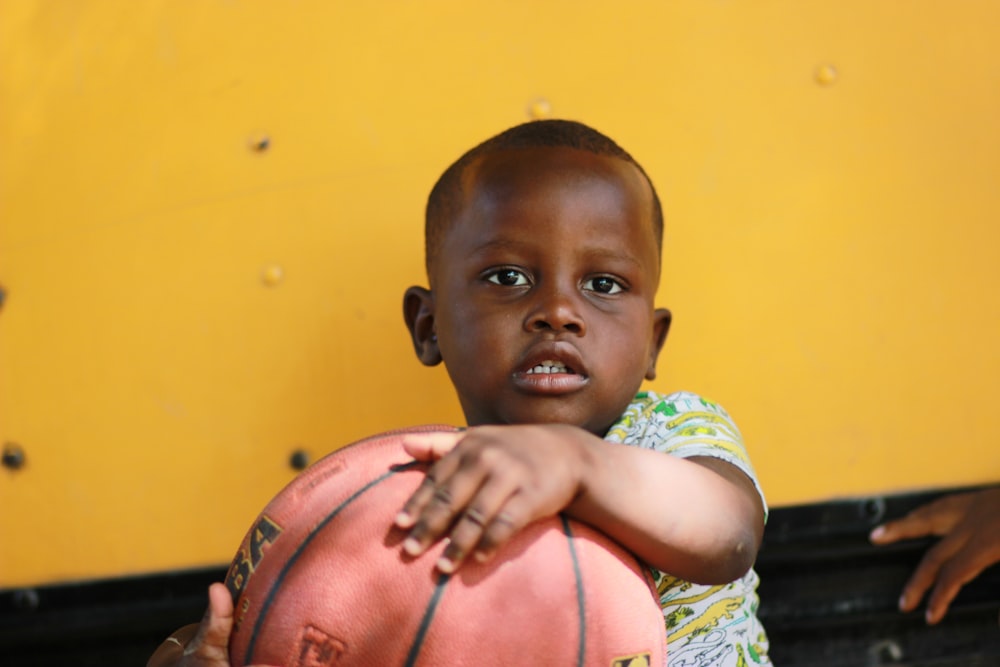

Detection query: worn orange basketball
(225, 426), (666, 667)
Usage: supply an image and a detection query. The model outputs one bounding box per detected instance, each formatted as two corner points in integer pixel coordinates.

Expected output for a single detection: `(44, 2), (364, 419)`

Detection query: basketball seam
(244, 461), (423, 662)
(403, 572), (450, 667)
(561, 515), (587, 667)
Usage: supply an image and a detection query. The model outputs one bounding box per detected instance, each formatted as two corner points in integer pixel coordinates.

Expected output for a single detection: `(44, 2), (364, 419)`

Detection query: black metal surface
(756, 486), (1000, 666)
(0, 567), (224, 666)
(1, 486), (997, 666)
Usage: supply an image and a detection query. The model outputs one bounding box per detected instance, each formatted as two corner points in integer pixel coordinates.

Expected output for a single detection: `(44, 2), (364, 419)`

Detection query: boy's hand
(394, 424), (590, 573)
(869, 486), (1000, 624)
(146, 582), (281, 667)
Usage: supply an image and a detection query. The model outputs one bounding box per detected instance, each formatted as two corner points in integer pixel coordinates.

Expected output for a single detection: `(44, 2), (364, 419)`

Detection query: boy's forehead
(431, 146), (660, 269)
(465, 145), (644, 192)
(458, 146), (655, 229)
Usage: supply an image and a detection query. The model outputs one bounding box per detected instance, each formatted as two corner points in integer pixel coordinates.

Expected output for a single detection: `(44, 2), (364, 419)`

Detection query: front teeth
(526, 360), (569, 375)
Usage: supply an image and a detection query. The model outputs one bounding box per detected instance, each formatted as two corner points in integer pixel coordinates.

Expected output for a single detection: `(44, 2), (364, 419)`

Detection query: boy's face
(405, 146), (671, 436)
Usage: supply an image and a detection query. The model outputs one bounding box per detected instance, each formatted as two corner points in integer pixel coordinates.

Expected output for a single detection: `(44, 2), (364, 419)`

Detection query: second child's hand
(394, 425), (590, 573)
(870, 487), (1000, 624)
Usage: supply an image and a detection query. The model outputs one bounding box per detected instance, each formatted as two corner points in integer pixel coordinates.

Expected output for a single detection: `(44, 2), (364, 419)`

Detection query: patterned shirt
(604, 391), (771, 667)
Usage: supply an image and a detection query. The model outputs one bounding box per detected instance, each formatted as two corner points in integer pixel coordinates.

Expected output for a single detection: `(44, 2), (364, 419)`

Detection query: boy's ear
(645, 307), (672, 381)
(403, 286), (442, 367)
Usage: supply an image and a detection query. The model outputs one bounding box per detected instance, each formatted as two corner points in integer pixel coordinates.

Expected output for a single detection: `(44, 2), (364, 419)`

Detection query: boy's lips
(512, 344), (589, 395)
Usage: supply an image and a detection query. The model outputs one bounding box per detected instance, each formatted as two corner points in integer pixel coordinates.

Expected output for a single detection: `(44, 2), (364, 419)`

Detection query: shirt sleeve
(605, 391), (768, 517)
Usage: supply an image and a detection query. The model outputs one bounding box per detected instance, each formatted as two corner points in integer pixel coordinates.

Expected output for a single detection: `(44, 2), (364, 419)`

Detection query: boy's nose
(524, 286), (586, 335)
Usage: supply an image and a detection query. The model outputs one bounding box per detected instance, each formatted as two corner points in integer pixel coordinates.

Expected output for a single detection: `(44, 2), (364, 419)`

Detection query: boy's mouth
(514, 349), (588, 396)
(524, 360), (575, 375)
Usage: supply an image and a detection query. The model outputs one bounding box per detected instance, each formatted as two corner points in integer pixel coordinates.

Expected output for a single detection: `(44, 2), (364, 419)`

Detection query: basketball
(225, 426), (667, 667)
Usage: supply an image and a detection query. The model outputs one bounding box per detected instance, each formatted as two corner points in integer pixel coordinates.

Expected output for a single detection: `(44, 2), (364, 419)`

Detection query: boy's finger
(870, 497), (958, 544)
(870, 511), (937, 544)
(438, 478), (520, 573)
(183, 583), (235, 661)
(395, 452), (463, 529)
(871, 491), (982, 544)
(925, 538), (998, 624)
(400, 467), (484, 557)
(898, 536), (961, 613)
(473, 494), (535, 559)
(404, 486), (469, 556)
(924, 566), (968, 625)
(401, 432), (464, 461)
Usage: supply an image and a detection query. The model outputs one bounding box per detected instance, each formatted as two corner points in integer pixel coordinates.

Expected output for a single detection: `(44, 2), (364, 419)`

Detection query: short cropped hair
(424, 119), (664, 278)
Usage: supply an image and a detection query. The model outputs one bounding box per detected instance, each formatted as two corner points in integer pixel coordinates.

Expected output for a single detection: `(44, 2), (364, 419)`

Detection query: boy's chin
(474, 403), (619, 437)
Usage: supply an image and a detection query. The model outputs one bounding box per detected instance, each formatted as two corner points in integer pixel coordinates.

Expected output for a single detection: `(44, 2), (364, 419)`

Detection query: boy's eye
(486, 269), (529, 286)
(583, 276), (624, 294)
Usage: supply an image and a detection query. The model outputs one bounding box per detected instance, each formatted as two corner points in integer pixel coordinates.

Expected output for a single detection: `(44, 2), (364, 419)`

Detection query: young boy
(150, 119), (771, 667)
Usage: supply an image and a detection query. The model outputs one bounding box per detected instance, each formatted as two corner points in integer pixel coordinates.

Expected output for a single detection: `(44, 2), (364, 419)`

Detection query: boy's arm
(567, 439), (764, 584)
(397, 424), (764, 585)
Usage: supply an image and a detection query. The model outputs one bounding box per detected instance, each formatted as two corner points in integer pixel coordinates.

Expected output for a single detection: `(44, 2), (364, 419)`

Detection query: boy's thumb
(183, 583), (235, 661)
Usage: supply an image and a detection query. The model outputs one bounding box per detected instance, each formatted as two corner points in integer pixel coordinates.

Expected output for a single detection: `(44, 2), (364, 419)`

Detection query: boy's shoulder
(607, 389), (745, 452)
(623, 390), (734, 420)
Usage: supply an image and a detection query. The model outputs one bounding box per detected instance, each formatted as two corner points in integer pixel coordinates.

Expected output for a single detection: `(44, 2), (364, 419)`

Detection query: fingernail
(395, 511), (414, 528)
(925, 608), (936, 624)
(869, 526), (885, 541)
(436, 556), (456, 573)
(898, 594), (907, 611)
(403, 538), (422, 556)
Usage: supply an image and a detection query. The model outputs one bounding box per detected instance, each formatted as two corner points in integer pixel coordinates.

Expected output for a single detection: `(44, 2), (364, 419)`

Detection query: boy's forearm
(566, 437), (764, 584)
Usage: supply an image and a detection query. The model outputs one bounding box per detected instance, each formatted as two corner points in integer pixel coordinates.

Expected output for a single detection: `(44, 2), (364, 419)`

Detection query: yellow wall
(2, 1), (998, 587)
